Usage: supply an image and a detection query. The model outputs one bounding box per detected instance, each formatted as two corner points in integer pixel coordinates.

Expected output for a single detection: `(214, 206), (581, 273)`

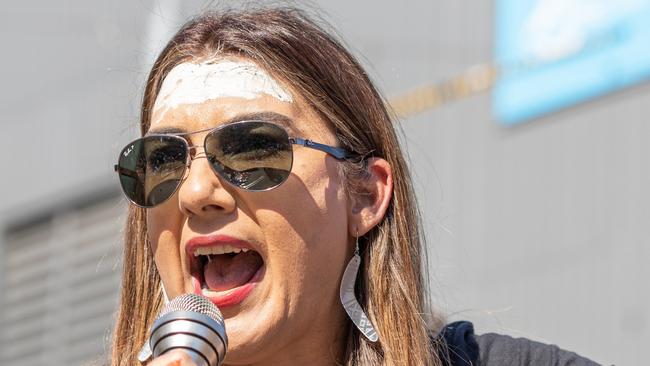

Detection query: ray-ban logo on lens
(123, 145), (134, 157)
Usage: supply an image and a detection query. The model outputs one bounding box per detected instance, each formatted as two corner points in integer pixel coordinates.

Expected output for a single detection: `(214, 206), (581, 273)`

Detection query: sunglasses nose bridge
(183, 144), (211, 178)
(186, 144), (207, 162)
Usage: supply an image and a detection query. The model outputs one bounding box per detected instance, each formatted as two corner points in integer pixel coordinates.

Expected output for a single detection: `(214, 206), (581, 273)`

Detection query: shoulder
(436, 321), (602, 366)
(476, 332), (601, 366)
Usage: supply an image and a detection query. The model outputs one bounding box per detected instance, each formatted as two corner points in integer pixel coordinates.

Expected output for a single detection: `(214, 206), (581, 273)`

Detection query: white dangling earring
(339, 233), (379, 342)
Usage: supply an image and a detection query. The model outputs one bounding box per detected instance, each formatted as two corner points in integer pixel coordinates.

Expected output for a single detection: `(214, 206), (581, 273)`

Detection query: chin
(220, 293), (288, 362)
(220, 318), (280, 365)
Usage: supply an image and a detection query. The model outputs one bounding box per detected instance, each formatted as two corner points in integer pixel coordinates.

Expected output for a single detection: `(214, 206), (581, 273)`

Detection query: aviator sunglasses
(114, 120), (355, 208)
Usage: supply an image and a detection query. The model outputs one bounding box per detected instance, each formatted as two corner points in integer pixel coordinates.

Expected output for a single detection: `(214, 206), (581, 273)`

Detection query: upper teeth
(193, 245), (250, 256)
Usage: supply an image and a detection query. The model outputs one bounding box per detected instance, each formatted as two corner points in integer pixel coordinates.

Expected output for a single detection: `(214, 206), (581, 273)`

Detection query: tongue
(203, 251), (263, 292)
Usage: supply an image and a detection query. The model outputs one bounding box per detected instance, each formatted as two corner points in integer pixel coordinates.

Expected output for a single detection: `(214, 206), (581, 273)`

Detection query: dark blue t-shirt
(437, 321), (602, 366)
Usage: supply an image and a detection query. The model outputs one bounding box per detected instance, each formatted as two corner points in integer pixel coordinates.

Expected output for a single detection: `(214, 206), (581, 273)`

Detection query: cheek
(264, 154), (348, 248)
(146, 203), (186, 296)
(259, 154), (350, 294)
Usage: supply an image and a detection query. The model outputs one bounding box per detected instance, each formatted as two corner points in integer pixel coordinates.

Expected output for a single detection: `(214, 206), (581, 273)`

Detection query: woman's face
(146, 57), (351, 364)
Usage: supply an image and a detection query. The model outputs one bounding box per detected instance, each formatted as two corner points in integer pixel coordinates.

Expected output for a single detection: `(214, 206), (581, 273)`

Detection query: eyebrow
(145, 111), (299, 136)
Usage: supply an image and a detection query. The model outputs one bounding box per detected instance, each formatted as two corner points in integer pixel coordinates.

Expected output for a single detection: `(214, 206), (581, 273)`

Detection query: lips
(186, 235), (264, 308)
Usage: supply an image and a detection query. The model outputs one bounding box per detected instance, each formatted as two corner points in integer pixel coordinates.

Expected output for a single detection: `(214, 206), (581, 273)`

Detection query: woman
(111, 6), (599, 366)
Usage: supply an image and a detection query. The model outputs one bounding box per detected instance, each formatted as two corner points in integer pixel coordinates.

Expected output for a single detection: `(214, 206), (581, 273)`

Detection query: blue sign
(493, 0), (650, 125)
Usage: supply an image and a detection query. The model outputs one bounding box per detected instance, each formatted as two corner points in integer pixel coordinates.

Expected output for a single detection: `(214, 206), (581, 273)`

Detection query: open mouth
(189, 243), (265, 308)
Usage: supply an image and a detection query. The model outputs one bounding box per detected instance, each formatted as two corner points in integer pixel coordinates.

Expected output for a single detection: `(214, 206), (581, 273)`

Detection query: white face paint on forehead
(151, 59), (294, 125)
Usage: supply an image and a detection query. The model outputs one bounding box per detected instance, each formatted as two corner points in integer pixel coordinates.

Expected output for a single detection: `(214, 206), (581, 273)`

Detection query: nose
(177, 147), (236, 218)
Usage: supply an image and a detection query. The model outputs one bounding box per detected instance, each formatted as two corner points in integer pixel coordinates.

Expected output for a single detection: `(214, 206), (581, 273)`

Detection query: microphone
(138, 293), (228, 366)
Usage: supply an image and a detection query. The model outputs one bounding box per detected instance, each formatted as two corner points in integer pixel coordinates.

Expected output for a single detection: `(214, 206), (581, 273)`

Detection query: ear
(348, 157), (393, 237)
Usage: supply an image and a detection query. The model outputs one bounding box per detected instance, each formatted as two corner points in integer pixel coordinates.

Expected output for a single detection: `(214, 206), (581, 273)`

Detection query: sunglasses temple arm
(290, 138), (351, 160)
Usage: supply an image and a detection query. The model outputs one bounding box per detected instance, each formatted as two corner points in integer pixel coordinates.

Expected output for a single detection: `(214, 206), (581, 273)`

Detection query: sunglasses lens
(205, 122), (293, 190)
(117, 135), (187, 207)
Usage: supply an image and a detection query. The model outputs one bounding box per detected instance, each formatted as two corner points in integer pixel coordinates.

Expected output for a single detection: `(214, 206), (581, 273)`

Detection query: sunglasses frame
(114, 120), (356, 208)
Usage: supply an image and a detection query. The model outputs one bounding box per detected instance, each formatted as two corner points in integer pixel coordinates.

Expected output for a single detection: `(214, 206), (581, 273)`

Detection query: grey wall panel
(0, 197), (124, 366)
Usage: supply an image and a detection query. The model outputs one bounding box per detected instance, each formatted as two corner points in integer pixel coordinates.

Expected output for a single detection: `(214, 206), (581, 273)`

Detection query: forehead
(148, 57), (335, 141)
(153, 59), (293, 114)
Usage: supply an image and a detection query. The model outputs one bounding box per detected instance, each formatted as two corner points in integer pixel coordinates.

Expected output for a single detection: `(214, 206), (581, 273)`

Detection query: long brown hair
(111, 6), (443, 366)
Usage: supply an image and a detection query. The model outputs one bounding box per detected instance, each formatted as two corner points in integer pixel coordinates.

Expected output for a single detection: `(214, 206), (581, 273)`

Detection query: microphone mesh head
(158, 293), (224, 323)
